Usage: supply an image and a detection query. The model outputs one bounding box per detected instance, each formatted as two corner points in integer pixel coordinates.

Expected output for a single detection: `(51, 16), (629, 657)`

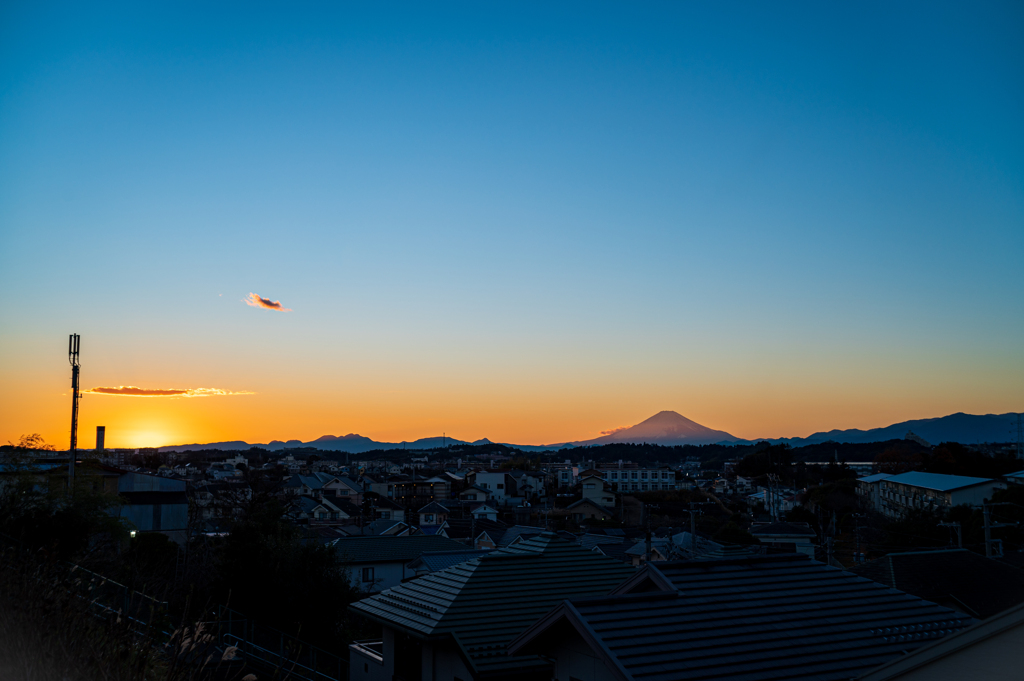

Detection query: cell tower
(1017, 414), (1023, 460)
(69, 334), (81, 484)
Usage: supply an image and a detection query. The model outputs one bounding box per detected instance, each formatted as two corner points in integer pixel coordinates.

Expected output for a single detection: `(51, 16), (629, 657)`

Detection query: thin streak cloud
(87, 386), (255, 397)
(244, 293), (291, 311)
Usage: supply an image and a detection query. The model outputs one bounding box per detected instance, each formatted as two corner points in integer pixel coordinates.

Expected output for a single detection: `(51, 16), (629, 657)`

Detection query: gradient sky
(2, 1), (1022, 449)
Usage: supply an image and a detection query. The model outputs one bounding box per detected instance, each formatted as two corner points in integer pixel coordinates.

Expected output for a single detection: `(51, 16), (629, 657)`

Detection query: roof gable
(514, 554), (974, 681)
(349, 533), (635, 675)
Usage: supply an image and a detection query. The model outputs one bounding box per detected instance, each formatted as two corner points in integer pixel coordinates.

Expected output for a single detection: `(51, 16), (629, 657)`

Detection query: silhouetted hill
(566, 411), (739, 447)
(763, 412), (1020, 446)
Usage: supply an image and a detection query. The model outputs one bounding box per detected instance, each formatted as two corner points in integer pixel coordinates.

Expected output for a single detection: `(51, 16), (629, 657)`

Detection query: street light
(130, 530), (137, 539)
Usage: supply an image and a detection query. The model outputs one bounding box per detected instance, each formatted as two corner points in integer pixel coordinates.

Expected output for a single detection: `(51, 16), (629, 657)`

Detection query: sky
(1, 1), (1022, 449)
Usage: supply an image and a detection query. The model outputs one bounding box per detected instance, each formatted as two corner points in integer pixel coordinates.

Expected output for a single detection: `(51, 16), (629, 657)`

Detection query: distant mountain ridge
(158, 410), (1020, 453)
(760, 412), (1021, 447)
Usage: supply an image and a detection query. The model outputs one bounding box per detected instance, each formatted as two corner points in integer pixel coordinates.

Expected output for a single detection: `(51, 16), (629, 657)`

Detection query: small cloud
(86, 386), (254, 397)
(244, 292), (291, 312)
(600, 426), (630, 436)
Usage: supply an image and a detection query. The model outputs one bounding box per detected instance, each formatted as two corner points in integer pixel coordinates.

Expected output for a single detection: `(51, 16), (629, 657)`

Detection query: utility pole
(68, 334), (81, 488)
(938, 521), (962, 549)
(644, 503), (654, 563)
(983, 502), (1014, 558)
(984, 503), (993, 558)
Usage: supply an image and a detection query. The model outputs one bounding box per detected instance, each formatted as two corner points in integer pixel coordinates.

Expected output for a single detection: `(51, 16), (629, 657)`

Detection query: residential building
(115, 469), (188, 544)
(873, 472), (1005, 518)
(856, 601), (1024, 681)
(750, 521), (817, 557)
(406, 549), (491, 577)
(334, 535), (465, 593)
(469, 503), (498, 522)
(348, 533), (634, 681)
(580, 474), (616, 507)
(372, 497), (405, 523)
(458, 484), (490, 502)
(851, 549), (1024, 619)
(392, 478), (449, 510)
(858, 473), (894, 509)
(417, 501), (451, 528)
(597, 464), (676, 493)
(565, 498), (616, 523)
(469, 470), (517, 505)
(508, 553), (973, 681)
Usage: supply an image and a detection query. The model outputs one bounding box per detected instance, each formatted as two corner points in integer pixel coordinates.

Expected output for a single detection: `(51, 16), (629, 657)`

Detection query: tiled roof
(592, 542), (633, 562)
(373, 496), (405, 511)
(417, 501), (452, 514)
(579, 533), (630, 550)
(407, 549), (493, 572)
(349, 532), (635, 676)
(334, 535), (465, 564)
(858, 473), (894, 483)
(496, 525), (545, 547)
(851, 549), (1024, 619)
(882, 471), (996, 492)
(437, 517), (507, 540)
(511, 553), (973, 681)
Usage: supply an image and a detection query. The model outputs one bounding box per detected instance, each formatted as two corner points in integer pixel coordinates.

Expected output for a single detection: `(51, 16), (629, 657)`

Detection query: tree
(8, 433), (56, 451)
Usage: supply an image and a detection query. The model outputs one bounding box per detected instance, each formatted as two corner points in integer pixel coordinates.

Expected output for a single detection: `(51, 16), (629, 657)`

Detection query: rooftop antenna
(68, 334), (81, 487)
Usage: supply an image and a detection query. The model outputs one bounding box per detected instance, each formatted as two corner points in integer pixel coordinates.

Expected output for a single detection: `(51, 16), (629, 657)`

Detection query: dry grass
(0, 548), (251, 681)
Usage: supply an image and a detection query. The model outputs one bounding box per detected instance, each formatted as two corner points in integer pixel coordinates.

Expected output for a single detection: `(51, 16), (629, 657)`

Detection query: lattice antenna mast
(69, 334), (81, 485)
(1017, 414), (1023, 460)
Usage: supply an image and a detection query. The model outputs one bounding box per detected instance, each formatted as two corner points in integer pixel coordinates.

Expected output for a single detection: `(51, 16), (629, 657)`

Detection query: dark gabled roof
(417, 501), (452, 514)
(850, 549), (1024, 619)
(497, 525), (545, 547)
(579, 533), (630, 550)
(334, 535), (465, 564)
(407, 549), (493, 573)
(565, 498), (616, 516)
(334, 499), (362, 516)
(749, 521), (817, 537)
(373, 496), (406, 511)
(438, 517), (507, 540)
(349, 532), (635, 676)
(857, 600), (1024, 681)
(361, 519), (413, 536)
(511, 554), (973, 681)
(592, 542), (633, 563)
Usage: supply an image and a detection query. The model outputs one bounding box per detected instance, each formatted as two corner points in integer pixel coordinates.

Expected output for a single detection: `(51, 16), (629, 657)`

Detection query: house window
(584, 483), (595, 489)
(465, 493), (476, 500)
(611, 472), (618, 480)
(631, 472), (638, 479)
(496, 484), (504, 489)
(361, 567), (374, 582)
(424, 514), (434, 523)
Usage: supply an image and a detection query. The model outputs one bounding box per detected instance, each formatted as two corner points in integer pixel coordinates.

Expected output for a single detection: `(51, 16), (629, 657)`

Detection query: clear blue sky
(1, 1), (1022, 447)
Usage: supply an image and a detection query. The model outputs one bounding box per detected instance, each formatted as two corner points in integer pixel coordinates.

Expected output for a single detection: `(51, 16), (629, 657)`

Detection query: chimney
(96, 426), (106, 451)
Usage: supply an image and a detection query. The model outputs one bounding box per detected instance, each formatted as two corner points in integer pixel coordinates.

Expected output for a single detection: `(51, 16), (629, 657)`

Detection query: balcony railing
(350, 639), (384, 664)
